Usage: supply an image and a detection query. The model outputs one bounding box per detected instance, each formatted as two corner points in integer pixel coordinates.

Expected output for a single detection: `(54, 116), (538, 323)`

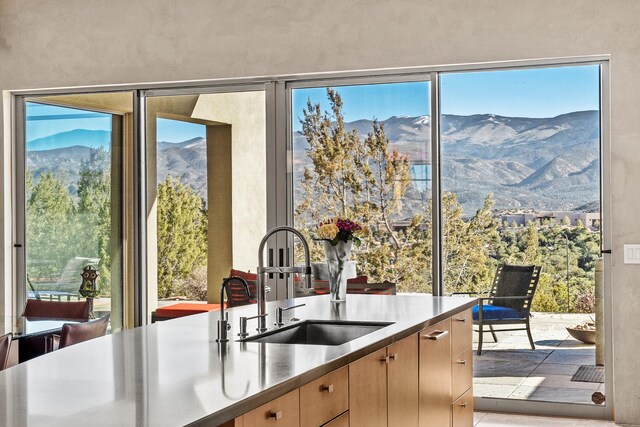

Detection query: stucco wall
(1, 0), (639, 423)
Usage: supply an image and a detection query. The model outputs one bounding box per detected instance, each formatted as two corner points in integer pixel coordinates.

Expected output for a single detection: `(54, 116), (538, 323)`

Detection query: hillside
(25, 111), (601, 215)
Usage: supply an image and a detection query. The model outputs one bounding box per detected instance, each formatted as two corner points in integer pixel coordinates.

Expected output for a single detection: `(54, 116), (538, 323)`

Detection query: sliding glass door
(439, 65), (608, 410)
(289, 79), (433, 294)
(20, 97), (126, 330)
(142, 88), (268, 322)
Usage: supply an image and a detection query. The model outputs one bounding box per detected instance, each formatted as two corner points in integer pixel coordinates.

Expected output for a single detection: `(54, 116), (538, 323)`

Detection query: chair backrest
(59, 314), (110, 349)
(0, 333), (16, 371)
(23, 299), (90, 321)
(224, 276), (255, 308)
(489, 264), (541, 312)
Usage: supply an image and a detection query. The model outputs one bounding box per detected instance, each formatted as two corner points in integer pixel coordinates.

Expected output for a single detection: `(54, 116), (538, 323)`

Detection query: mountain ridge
(25, 111), (600, 215)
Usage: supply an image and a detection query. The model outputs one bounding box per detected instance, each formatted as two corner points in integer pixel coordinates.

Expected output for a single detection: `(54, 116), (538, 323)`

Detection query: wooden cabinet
(451, 347), (473, 400)
(243, 389), (300, 427)
(323, 411), (350, 427)
(350, 334), (419, 427)
(387, 334), (419, 426)
(450, 308), (473, 425)
(220, 307), (473, 427)
(300, 366), (349, 427)
(349, 347), (388, 427)
(419, 319), (452, 427)
(419, 308), (473, 427)
(452, 388), (473, 427)
(451, 308), (472, 359)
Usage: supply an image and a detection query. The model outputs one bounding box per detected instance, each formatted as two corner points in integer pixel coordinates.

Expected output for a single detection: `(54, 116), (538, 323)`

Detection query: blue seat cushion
(472, 304), (526, 321)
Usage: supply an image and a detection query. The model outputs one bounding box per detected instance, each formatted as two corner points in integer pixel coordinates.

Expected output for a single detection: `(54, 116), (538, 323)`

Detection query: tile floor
(474, 313), (604, 404)
(474, 412), (616, 426)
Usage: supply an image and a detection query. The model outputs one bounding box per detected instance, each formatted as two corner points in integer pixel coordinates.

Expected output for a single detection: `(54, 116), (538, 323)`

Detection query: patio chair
(49, 314), (110, 351)
(27, 257), (99, 301)
(23, 299), (90, 321)
(473, 264), (542, 355)
(223, 276), (255, 307)
(0, 333), (17, 371)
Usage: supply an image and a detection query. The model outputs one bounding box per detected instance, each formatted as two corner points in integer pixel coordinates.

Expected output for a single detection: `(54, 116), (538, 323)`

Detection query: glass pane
(146, 91), (267, 320)
(291, 81), (432, 294)
(440, 65), (603, 405)
(25, 101), (123, 329)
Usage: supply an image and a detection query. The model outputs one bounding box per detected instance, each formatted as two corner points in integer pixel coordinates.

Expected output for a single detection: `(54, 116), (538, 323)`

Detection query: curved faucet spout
(256, 226), (313, 332)
(216, 276), (249, 343)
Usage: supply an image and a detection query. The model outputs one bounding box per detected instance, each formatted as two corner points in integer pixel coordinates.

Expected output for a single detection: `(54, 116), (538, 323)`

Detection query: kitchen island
(0, 294), (476, 427)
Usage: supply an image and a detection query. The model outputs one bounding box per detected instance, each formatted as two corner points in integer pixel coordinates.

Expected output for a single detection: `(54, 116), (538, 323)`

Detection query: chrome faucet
(256, 226), (313, 333)
(216, 276), (249, 343)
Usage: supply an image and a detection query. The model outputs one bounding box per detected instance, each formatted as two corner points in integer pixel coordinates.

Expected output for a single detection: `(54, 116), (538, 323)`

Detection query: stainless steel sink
(240, 320), (393, 346)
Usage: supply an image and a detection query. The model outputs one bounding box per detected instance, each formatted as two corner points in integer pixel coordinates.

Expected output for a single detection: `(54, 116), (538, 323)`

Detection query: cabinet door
(451, 347), (473, 401)
(419, 319), (452, 427)
(300, 366), (349, 426)
(452, 388), (473, 427)
(451, 308), (472, 358)
(387, 334), (419, 427)
(243, 389), (300, 427)
(323, 411), (349, 427)
(349, 348), (388, 427)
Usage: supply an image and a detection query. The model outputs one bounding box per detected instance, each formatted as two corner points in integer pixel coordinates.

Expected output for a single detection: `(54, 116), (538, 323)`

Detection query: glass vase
(323, 240), (352, 302)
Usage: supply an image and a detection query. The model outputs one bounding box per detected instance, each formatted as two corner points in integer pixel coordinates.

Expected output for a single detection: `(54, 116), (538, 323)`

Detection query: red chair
(50, 314), (110, 351)
(224, 276), (256, 307)
(0, 333), (17, 370)
(22, 299), (90, 321)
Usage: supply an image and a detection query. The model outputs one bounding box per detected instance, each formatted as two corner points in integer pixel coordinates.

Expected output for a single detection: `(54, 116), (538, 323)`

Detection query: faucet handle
(275, 303), (306, 327)
(238, 313), (268, 338)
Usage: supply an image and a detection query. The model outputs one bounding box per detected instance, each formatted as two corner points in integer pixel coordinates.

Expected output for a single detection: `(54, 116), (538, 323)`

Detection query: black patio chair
(473, 264), (542, 355)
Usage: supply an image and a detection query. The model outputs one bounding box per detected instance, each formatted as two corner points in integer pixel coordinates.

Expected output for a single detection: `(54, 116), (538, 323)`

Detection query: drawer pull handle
(270, 410), (283, 420)
(459, 402), (467, 408)
(321, 384), (334, 393)
(389, 353), (398, 361)
(457, 360), (467, 365)
(380, 356), (390, 364)
(455, 317), (466, 323)
(425, 330), (449, 340)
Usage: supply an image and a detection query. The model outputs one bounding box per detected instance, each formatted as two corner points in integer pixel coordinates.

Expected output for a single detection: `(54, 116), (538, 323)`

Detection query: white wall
(1, 0), (639, 423)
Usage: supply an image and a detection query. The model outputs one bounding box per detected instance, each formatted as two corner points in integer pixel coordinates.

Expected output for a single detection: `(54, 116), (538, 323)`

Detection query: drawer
(243, 389), (300, 427)
(451, 308), (472, 358)
(419, 319), (452, 427)
(300, 366), (349, 426)
(322, 411), (349, 427)
(452, 388), (473, 427)
(451, 347), (473, 400)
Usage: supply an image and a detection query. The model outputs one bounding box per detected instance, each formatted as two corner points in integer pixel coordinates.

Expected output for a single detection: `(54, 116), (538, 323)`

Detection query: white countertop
(0, 294), (476, 427)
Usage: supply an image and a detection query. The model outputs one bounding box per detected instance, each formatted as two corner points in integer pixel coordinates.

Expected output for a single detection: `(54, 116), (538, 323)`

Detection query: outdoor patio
(473, 312), (603, 405)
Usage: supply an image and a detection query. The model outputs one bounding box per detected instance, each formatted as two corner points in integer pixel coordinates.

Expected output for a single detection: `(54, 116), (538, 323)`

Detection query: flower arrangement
(316, 218), (365, 247)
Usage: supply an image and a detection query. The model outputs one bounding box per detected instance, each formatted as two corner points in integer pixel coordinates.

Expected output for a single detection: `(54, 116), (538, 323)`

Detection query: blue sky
(25, 64), (600, 146)
(292, 82), (431, 130)
(293, 64), (600, 130)
(26, 102), (112, 143)
(157, 118), (205, 142)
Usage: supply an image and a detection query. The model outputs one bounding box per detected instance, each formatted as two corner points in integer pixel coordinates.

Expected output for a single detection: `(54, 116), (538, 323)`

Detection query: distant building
(499, 211), (600, 229)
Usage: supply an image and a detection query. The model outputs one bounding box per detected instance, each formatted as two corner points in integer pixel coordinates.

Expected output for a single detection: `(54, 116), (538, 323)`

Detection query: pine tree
(156, 176), (208, 299)
(27, 172), (77, 280)
(77, 148), (112, 295)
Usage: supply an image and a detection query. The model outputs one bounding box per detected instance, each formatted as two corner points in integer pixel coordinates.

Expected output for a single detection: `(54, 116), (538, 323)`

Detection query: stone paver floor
(473, 313), (604, 405)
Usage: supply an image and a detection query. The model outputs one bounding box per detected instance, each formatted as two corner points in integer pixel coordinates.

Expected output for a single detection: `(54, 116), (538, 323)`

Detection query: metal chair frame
(474, 264), (542, 355)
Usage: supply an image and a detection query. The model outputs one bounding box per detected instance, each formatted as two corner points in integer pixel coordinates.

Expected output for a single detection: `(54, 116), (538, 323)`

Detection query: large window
(24, 100), (124, 330)
(291, 81), (432, 293)
(440, 65), (603, 406)
(144, 90), (267, 320)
